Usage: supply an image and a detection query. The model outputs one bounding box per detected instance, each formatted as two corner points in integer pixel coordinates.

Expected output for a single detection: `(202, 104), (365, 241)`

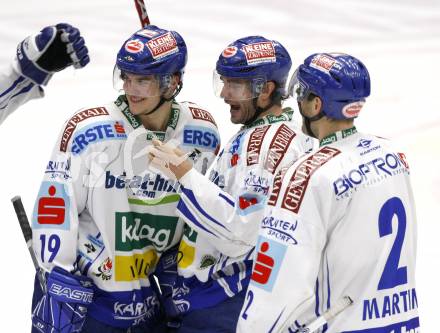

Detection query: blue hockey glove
(153, 245), (181, 323)
(32, 267), (94, 333)
(16, 23), (89, 85)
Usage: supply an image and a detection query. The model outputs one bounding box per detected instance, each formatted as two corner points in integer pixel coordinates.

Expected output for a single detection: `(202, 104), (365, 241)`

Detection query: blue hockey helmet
(214, 36), (292, 100)
(114, 25), (187, 98)
(289, 53), (371, 120)
(116, 25), (187, 76)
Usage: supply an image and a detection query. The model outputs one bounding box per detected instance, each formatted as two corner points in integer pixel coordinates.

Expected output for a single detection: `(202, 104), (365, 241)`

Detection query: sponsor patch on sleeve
(250, 236), (287, 292)
(32, 181), (70, 230)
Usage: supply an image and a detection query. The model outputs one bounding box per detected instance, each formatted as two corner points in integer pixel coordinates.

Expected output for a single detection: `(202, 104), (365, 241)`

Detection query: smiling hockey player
(30, 25), (219, 333)
(149, 36), (313, 332)
(236, 53), (420, 332)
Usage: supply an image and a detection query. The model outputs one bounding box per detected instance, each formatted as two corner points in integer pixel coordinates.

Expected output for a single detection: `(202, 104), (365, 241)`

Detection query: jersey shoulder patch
(59, 106), (110, 152)
(246, 124), (271, 166)
(69, 120), (127, 155)
(263, 123), (297, 174)
(182, 101), (217, 128)
(280, 146), (341, 214)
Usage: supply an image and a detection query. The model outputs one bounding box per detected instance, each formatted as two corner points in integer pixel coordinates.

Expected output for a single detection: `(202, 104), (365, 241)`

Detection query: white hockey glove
(148, 139), (192, 180)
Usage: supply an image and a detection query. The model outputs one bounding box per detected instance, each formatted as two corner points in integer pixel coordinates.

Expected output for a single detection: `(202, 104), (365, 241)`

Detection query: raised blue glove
(32, 267), (94, 333)
(16, 23), (89, 86)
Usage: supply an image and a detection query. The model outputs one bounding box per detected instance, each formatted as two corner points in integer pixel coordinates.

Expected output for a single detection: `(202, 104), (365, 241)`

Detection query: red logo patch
(222, 46), (238, 58)
(38, 185), (66, 225)
(230, 154), (239, 166)
(114, 121), (126, 134)
(251, 241), (274, 284)
(125, 39), (144, 53)
(239, 196), (258, 210)
(342, 101), (364, 118)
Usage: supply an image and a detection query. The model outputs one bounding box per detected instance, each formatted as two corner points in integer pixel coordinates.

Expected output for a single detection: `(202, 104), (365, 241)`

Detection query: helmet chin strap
(142, 82), (183, 116)
(298, 101), (325, 139)
(244, 97), (274, 126)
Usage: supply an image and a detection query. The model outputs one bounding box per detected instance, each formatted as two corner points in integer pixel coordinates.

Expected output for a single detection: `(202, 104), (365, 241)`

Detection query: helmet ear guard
(289, 53), (371, 120)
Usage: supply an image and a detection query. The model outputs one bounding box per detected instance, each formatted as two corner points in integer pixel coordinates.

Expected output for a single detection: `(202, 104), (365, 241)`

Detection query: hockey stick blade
(297, 296), (353, 333)
(133, 0), (150, 27)
(11, 195), (46, 292)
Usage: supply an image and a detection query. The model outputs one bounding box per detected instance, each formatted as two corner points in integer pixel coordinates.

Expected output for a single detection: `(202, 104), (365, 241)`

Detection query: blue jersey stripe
(218, 192), (235, 207)
(0, 75), (25, 98)
(181, 187), (231, 232)
(177, 199), (218, 238)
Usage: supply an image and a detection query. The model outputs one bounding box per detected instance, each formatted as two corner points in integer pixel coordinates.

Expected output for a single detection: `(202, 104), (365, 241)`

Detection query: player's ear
(259, 81), (276, 104)
(172, 73), (182, 88)
(164, 74), (180, 98)
(314, 95), (323, 115)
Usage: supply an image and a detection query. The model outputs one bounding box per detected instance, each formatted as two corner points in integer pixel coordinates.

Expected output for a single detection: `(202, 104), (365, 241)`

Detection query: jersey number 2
(377, 197), (408, 290)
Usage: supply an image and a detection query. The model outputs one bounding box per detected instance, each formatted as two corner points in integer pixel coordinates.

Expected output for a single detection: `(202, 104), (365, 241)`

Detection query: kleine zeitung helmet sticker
(146, 32), (179, 60)
(243, 41), (276, 65)
(310, 54), (337, 73)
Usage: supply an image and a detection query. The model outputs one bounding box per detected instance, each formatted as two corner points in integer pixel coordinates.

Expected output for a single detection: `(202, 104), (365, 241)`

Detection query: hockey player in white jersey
(236, 53), (420, 332)
(0, 23), (89, 125)
(149, 36), (313, 332)
(30, 25), (220, 333)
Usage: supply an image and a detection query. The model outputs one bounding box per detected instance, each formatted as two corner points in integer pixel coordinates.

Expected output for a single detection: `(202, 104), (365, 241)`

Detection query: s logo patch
(33, 181), (70, 230)
(250, 236), (286, 292)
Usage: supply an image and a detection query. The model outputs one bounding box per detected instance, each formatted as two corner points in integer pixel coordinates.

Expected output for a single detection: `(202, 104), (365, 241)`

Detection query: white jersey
(174, 108), (314, 313)
(0, 64), (43, 125)
(31, 96), (220, 328)
(237, 127), (419, 333)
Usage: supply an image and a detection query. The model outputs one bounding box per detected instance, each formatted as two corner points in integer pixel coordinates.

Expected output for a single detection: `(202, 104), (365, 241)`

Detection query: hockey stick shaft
(297, 296), (353, 333)
(11, 195), (46, 292)
(133, 0), (150, 27)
